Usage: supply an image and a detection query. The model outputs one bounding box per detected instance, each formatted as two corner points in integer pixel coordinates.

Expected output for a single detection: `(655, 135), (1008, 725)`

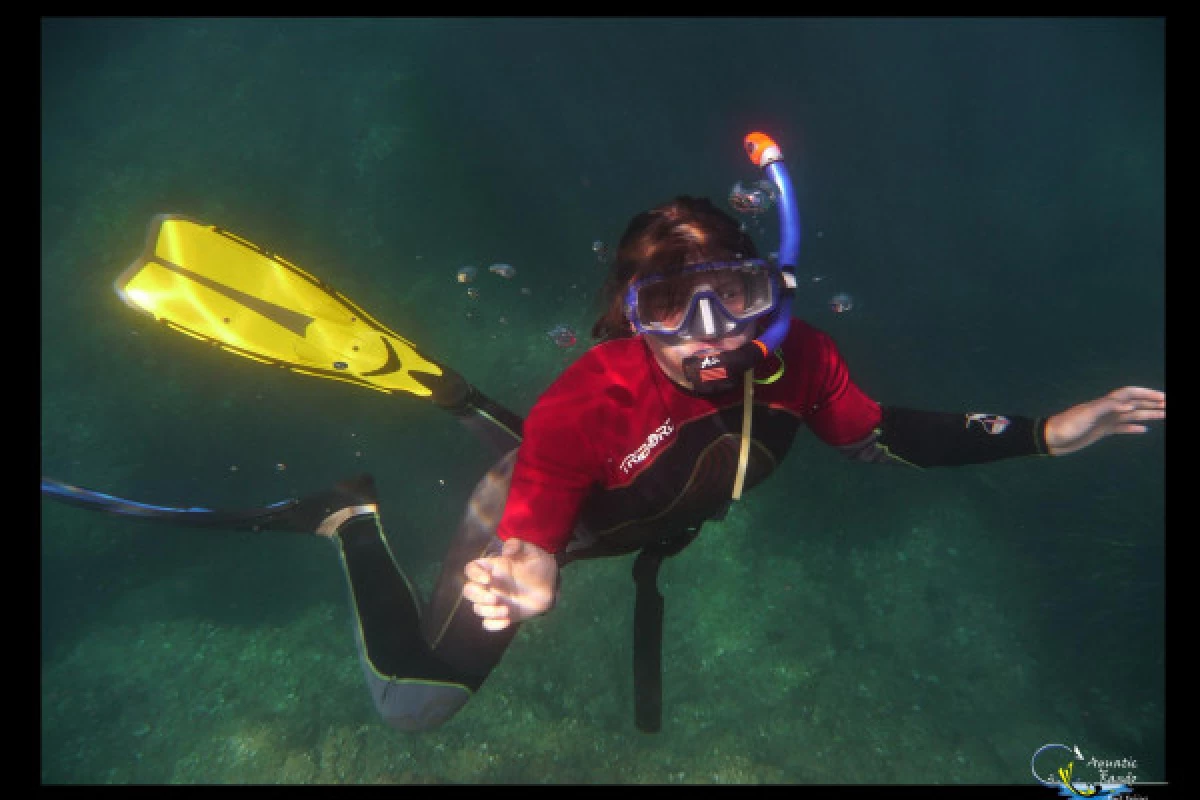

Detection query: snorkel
(680, 131), (799, 393)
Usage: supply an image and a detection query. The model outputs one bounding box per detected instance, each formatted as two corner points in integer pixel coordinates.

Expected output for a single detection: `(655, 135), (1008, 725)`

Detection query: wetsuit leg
(331, 449), (521, 731)
(42, 453), (524, 731)
(421, 449), (521, 676)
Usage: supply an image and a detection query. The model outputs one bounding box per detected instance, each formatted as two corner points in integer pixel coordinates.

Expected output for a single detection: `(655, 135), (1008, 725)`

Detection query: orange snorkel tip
(744, 132), (783, 167)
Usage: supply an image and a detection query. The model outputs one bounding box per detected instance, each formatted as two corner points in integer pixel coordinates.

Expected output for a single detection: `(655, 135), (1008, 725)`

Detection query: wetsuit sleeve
(496, 390), (600, 554)
(838, 407), (1050, 467)
(792, 325), (1048, 467)
(801, 329), (884, 448)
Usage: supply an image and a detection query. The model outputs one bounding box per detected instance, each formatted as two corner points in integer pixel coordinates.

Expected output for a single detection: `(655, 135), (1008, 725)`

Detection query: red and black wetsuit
(499, 318), (1045, 560)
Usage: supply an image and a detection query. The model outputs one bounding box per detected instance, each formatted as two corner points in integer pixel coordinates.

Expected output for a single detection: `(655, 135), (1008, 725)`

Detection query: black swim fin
(40, 474), (378, 535)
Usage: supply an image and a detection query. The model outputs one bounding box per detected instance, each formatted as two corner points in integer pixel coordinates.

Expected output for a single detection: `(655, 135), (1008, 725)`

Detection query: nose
(698, 296), (751, 339)
(689, 296), (747, 342)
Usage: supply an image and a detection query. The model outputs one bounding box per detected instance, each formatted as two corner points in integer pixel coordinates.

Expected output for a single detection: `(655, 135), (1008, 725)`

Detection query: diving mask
(624, 259), (781, 341)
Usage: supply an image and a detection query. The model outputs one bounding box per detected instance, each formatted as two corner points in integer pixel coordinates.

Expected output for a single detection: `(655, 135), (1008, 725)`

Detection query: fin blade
(115, 214), (445, 398)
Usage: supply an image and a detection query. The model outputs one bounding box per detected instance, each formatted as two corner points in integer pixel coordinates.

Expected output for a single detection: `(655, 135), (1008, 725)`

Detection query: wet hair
(590, 196), (758, 341)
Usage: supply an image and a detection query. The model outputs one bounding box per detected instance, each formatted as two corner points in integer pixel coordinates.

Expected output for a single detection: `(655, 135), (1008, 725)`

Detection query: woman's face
(629, 267), (758, 389)
(641, 325), (755, 390)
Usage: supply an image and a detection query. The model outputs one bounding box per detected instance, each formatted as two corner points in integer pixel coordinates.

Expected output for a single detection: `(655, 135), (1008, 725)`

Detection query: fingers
(461, 539), (556, 631)
(472, 604), (513, 631)
(463, 558), (518, 629)
(1123, 408), (1166, 423)
(461, 580), (496, 605)
(1109, 401), (1165, 426)
(1110, 386), (1166, 407)
(1101, 398), (1163, 438)
(464, 553), (513, 587)
(463, 569), (511, 609)
(463, 559), (492, 586)
(1094, 388), (1165, 434)
(462, 580), (513, 627)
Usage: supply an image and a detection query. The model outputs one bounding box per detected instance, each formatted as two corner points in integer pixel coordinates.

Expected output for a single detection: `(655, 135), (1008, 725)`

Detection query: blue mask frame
(623, 259), (780, 339)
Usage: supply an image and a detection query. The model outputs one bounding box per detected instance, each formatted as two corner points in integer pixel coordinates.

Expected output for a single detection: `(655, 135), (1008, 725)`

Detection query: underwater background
(40, 17), (1165, 785)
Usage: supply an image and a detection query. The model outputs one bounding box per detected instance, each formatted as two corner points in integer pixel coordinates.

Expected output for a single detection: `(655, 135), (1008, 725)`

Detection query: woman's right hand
(462, 537), (558, 632)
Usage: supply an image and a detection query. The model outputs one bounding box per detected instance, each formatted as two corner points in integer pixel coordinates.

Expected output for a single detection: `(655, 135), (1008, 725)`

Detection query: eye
(715, 280), (744, 301)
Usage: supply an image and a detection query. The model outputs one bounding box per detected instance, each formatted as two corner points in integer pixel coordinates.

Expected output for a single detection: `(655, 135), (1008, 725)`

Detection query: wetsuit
(330, 318), (1050, 730)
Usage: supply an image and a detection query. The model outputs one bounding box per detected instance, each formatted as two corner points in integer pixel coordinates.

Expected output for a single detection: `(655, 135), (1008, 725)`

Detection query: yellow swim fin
(115, 214), (449, 398)
(114, 214), (523, 451)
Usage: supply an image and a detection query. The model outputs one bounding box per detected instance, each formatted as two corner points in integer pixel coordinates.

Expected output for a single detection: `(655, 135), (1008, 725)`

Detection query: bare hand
(1044, 386), (1165, 456)
(462, 537), (559, 632)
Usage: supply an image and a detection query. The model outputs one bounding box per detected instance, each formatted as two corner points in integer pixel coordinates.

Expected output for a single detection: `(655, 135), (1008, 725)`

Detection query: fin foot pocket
(256, 474), (381, 536)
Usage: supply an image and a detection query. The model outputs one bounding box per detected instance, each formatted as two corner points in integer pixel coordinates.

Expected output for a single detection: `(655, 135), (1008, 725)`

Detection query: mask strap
(731, 369), (755, 501)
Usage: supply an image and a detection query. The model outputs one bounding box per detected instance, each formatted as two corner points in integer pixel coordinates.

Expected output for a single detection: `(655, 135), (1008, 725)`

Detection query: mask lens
(633, 262), (775, 333)
(637, 279), (692, 329)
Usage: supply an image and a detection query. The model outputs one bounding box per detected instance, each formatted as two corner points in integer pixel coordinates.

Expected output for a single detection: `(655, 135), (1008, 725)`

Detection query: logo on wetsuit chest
(619, 418), (675, 475)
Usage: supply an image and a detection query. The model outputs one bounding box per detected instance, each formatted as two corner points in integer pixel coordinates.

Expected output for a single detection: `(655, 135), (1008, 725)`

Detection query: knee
(373, 680), (472, 732)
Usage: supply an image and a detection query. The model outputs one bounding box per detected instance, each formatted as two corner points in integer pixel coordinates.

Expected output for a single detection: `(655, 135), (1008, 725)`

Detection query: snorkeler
(42, 133), (1165, 734)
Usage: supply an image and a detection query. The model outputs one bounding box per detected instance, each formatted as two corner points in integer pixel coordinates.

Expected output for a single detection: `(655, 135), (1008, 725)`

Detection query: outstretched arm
(834, 385), (1165, 468)
(1043, 386), (1165, 456)
(462, 537), (559, 632)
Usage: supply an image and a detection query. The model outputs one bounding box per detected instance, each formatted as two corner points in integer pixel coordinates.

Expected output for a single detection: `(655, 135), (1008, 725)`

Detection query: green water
(40, 17), (1165, 785)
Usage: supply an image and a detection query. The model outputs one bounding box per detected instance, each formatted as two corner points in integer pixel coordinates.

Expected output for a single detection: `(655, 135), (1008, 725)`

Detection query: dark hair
(590, 196), (758, 341)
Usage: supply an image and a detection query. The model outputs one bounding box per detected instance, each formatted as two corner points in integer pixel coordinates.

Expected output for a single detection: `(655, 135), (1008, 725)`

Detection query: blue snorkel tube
(682, 131), (799, 393)
(746, 131), (799, 355)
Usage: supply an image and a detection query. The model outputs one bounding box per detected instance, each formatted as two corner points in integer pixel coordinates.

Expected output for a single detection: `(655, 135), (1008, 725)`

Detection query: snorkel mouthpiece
(681, 339), (768, 393)
(682, 131), (800, 393)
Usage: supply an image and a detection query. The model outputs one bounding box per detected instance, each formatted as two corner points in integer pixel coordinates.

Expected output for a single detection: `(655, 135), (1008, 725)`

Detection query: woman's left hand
(462, 537), (559, 632)
(1044, 386), (1165, 456)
